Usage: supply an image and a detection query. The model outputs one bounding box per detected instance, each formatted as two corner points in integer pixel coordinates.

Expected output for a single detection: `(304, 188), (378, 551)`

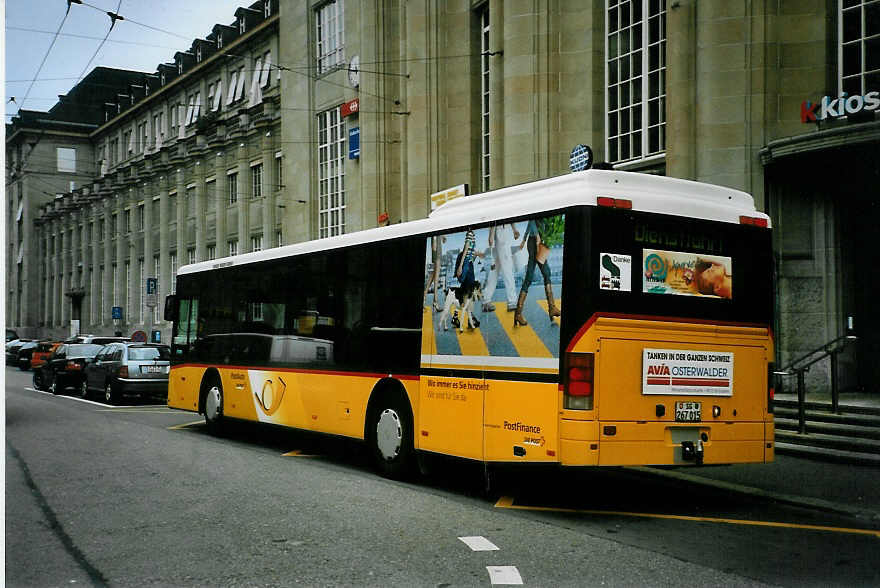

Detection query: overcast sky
(5, 0), (247, 120)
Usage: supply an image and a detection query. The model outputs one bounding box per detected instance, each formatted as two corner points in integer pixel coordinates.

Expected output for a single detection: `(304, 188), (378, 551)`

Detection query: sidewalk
(774, 390), (880, 411)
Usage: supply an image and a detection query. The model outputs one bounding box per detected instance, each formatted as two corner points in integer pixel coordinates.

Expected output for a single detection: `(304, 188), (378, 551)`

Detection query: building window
(217, 33), (224, 49)
(264, 0), (272, 18)
(239, 16), (247, 35)
(251, 234), (263, 252)
(275, 152), (283, 190)
(276, 230), (282, 248)
(228, 171), (238, 204)
(187, 248), (196, 265)
(138, 259), (144, 324)
(124, 209), (131, 233)
(185, 92), (201, 126)
(480, 7), (490, 192)
(137, 204), (144, 231)
(207, 244), (216, 260)
(316, 0), (345, 75)
(251, 163), (263, 199)
(606, 0), (666, 163)
(841, 1), (880, 96)
(125, 261), (132, 323)
(318, 106), (346, 238)
(228, 240), (238, 257)
(57, 147), (76, 172)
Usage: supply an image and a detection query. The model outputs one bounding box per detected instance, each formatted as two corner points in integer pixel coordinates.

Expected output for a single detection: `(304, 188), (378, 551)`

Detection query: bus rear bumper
(559, 420), (774, 466)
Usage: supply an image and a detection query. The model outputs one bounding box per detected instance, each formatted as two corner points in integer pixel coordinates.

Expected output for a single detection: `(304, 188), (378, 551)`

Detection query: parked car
(6, 339), (33, 365)
(82, 342), (171, 404)
(66, 335), (130, 345)
(30, 341), (62, 371)
(33, 343), (103, 394)
(15, 340), (40, 370)
(6, 329), (19, 342)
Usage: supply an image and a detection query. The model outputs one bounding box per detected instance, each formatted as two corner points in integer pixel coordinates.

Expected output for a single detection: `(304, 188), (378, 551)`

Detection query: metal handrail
(774, 333), (857, 432)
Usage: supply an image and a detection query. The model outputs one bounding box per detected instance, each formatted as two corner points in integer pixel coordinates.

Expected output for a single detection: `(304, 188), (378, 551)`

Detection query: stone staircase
(773, 396), (880, 466)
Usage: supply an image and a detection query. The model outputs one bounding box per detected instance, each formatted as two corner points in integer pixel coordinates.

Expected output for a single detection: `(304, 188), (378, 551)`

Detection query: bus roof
(179, 170), (769, 276)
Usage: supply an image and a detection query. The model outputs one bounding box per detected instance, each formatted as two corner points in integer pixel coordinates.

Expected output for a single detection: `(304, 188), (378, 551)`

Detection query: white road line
(486, 566), (523, 585)
(24, 387), (163, 409)
(458, 536), (500, 551)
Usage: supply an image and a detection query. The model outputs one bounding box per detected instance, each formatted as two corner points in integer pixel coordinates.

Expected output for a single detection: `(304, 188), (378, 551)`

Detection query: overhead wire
(75, 0), (124, 84)
(17, 9), (71, 112)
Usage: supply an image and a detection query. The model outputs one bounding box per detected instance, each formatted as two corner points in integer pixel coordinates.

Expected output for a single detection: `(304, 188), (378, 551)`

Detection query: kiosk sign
(642, 348), (733, 396)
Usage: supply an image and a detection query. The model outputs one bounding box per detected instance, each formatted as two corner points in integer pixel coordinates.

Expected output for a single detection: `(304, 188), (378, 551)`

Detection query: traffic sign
(131, 330), (147, 343)
(112, 306), (123, 320)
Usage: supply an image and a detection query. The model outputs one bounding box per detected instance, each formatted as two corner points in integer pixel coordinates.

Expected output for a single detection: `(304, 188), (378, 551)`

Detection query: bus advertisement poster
(642, 348), (734, 396)
(643, 249), (732, 299)
(422, 213), (565, 365)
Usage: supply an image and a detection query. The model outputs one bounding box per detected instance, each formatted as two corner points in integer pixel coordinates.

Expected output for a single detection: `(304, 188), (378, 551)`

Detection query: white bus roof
(179, 170), (769, 276)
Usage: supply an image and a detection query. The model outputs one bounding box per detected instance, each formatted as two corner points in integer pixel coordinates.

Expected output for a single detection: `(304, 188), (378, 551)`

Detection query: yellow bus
(165, 170), (774, 478)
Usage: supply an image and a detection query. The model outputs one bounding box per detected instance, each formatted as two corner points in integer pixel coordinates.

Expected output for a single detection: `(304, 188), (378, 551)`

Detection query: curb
(628, 466), (880, 523)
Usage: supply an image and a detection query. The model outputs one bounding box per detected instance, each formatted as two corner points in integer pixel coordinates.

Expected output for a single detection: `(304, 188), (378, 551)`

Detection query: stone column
(261, 132), (275, 247)
(115, 195), (125, 327)
(157, 171), (170, 324)
(194, 158), (206, 261)
(237, 142), (249, 252)
(176, 167), (186, 265)
(103, 196), (113, 328)
(60, 215), (69, 326)
(214, 151), (228, 254)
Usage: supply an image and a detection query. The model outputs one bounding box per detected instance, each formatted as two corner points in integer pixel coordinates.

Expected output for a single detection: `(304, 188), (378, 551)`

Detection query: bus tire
(367, 387), (415, 480)
(202, 374), (224, 433)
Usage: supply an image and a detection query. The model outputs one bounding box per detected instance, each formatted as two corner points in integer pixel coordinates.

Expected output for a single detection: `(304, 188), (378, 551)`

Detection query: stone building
(6, 0), (877, 393)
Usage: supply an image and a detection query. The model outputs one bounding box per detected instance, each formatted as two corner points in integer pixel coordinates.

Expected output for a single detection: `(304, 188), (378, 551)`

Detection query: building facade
(6, 0), (877, 393)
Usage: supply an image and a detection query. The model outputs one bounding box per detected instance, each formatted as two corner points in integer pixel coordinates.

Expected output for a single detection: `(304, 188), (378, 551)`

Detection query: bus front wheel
(368, 393), (415, 479)
(203, 378), (224, 433)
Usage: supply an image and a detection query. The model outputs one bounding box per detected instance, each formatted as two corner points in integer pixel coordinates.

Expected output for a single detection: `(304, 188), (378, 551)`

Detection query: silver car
(82, 342), (170, 404)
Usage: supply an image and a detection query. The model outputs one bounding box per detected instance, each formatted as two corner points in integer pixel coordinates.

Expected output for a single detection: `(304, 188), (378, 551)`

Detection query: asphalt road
(5, 365), (879, 587)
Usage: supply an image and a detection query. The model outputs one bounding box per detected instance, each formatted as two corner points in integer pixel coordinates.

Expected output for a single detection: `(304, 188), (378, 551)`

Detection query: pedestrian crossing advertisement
(421, 214), (564, 372)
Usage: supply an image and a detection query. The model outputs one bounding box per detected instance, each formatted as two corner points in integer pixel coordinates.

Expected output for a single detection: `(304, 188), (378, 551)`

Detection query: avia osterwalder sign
(801, 91), (880, 123)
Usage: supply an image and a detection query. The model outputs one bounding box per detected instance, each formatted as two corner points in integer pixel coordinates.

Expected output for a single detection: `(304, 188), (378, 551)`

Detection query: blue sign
(111, 306), (123, 320)
(349, 127), (360, 159)
(569, 144), (593, 172)
(151, 330), (162, 343)
(146, 277), (158, 294)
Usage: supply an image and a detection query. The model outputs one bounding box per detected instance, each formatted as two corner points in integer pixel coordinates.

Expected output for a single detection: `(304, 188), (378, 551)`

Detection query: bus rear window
(577, 207), (773, 325)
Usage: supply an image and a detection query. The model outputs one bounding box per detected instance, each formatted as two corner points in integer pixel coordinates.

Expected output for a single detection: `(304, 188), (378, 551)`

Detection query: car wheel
(203, 377), (224, 433)
(50, 375), (60, 395)
(104, 381), (118, 405)
(367, 391), (415, 480)
(80, 379), (89, 399)
(32, 371), (43, 391)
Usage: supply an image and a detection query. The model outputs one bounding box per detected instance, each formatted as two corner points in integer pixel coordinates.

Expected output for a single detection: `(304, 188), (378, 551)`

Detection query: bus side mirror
(164, 295), (178, 322)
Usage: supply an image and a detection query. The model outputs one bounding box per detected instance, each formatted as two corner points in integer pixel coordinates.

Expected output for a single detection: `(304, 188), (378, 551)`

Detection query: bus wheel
(204, 378), (224, 433)
(369, 394), (414, 479)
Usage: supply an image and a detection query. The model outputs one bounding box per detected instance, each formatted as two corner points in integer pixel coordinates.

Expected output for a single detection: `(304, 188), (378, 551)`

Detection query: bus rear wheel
(368, 394), (415, 479)
(203, 378), (224, 433)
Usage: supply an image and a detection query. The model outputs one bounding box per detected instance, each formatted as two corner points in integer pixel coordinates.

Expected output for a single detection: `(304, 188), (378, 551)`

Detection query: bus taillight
(564, 352), (594, 410)
(739, 215), (768, 227)
(597, 197), (633, 209)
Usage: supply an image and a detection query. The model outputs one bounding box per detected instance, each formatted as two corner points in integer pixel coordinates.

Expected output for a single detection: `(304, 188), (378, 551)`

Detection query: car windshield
(128, 346), (170, 360)
(67, 344), (103, 357)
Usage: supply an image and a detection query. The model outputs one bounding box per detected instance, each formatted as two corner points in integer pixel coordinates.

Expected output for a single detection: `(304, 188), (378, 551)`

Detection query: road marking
(494, 496), (880, 538)
(486, 566), (523, 585)
(167, 420), (204, 430)
(458, 536), (499, 551)
(96, 409), (172, 413)
(282, 449), (319, 457)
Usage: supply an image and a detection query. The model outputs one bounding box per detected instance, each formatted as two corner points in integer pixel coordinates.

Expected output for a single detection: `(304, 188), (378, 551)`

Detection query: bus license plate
(675, 401), (701, 422)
